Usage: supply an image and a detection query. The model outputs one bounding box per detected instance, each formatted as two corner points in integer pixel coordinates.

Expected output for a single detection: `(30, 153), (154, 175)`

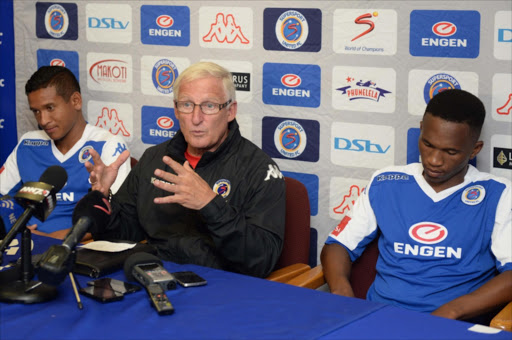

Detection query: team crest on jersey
(213, 179), (231, 198)
(461, 185), (485, 205)
(79, 146), (94, 163)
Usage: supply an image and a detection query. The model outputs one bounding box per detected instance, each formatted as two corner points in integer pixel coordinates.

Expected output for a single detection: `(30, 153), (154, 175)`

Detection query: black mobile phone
(172, 271), (207, 287)
(79, 285), (124, 303)
(87, 278), (141, 295)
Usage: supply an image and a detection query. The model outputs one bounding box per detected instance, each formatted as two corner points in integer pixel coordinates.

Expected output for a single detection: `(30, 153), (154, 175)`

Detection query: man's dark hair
(25, 66), (80, 101)
(424, 89), (485, 139)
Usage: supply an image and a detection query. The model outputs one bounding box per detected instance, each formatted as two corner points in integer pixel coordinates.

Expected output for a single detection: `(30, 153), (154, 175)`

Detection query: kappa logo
(352, 12), (377, 41)
(409, 222), (448, 245)
(50, 59), (65, 67)
(333, 185), (364, 215)
(264, 164), (283, 181)
(497, 94), (512, 115)
(203, 13), (249, 44)
(95, 107), (130, 137)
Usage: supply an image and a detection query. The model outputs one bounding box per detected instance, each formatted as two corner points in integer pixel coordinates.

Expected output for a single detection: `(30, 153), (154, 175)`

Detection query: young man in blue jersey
(0, 66), (130, 238)
(322, 89), (512, 322)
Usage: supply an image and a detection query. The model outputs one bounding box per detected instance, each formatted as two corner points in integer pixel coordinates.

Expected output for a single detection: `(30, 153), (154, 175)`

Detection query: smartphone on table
(79, 285), (124, 303)
(172, 271), (207, 287)
(87, 277), (142, 294)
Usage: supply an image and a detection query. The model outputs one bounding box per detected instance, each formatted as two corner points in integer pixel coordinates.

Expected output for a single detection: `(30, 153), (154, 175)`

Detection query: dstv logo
(88, 17), (129, 29)
(334, 138), (390, 154)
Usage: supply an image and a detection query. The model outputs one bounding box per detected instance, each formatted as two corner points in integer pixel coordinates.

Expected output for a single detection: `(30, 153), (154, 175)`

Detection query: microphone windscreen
(124, 252), (163, 281)
(39, 165), (68, 192)
(72, 190), (111, 234)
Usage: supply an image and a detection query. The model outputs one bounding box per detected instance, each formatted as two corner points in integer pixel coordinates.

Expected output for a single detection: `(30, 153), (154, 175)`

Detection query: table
(0, 234), (510, 339)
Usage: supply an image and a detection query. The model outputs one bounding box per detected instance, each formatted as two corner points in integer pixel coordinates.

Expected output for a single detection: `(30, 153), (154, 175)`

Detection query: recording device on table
(124, 252), (176, 315)
(78, 278), (141, 303)
(0, 165), (67, 304)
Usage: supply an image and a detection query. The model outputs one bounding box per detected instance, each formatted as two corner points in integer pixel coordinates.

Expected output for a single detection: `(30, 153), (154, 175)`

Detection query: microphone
(37, 190), (111, 286)
(124, 252), (176, 315)
(0, 166), (68, 263)
(0, 195), (24, 238)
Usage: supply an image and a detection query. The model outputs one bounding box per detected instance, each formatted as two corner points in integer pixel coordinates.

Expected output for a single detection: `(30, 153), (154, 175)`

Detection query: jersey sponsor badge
(213, 179), (231, 198)
(79, 146), (93, 163)
(408, 222), (448, 245)
(461, 185), (485, 206)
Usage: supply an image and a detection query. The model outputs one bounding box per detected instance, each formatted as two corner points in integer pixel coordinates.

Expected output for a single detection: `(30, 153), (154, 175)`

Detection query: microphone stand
(0, 225), (58, 304)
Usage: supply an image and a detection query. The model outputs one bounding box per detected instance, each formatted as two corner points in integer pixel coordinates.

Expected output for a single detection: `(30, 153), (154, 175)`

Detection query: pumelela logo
(409, 10), (480, 59)
(199, 7), (253, 49)
(262, 116), (319, 162)
(36, 2), (77, 40)
(332, 66), (395, 113)
(333, 9), (397, 55)
(87, 53), (132, 93)
(262, 62), (321, 108)
(141, 5), (190, 46)
(408, 222), (448, 245)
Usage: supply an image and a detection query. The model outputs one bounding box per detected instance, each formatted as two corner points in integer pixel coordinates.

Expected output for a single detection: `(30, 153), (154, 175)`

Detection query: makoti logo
(89, 59), (129, 84)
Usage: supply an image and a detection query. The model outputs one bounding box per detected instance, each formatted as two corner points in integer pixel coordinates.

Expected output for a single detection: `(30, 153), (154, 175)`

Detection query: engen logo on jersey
(408, 222), (448, 245)
(87, 53), (132, 93)
(36, 2), (77, 40)
(262, 63), (320, 108)
(410, 10), (480, 58)
(262, 117), (319, 162)
(199, 7), (253, 50)
(141, 5), (190, 46)
(333, 9), (397, 55)
(37, 49), (79, 82)
(141, 105), (180, 145)
(263, 8), (322, 52)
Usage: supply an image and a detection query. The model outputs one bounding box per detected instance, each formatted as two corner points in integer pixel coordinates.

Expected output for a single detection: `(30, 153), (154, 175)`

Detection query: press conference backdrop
(3, 0), (512, 261)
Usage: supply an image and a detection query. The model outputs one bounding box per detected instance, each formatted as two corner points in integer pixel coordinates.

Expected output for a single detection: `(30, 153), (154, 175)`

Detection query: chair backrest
(274, 177), (311, 270)
(349, 236), (379, 299)
(130, 156), (138, 168)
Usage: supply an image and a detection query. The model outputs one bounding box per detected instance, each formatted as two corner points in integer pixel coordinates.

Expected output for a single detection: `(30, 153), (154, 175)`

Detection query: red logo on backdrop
(156, 15), (174, 28)
(50, 59), (66, 66)
(202, 13), (250, 44)
(95, 107), (130, 137)
(352, 12), (376, 41)
(432, 22), (457, 37)
(408, 222), (448, 245)
(156, 116), (174, 129)
(89, 59), (128, 84)
(281, 74), (301, 88)
(333, 185), (364, 215)
(332, 216), (351, 237)
(497, 94), (512, 116)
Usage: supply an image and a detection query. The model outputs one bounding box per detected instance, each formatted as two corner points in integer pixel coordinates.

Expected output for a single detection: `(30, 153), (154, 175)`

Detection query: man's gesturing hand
(153, 156), (217, 210)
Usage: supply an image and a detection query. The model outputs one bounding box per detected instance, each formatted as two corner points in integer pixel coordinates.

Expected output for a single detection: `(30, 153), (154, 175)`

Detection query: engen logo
(50, 59), (65, 67)
(410, 10), (480, 59)
(141, 5), (190, 46)
(281, 74), (301, 87)
(263, 62), (321, 108)
(36, 2), (77, 40)
(432, 22), (457, 37)
(157, 116), (174, 129)
(200, 8), (253, 49)
(95, 107), (130, 137)
(408, 222), (448, 245)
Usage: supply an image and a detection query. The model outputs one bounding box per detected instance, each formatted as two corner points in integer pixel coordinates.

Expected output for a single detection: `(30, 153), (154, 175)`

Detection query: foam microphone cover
(39, 165), (68, 192)
(72, 190), (111, 235)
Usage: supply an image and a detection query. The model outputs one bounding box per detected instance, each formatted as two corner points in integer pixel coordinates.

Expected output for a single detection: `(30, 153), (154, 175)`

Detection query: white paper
(79, 241), (137, 252)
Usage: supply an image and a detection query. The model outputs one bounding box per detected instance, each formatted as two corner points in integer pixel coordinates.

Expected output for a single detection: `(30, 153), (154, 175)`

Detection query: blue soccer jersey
(326, 163), (512, 312)
(0, 124), (130, 233)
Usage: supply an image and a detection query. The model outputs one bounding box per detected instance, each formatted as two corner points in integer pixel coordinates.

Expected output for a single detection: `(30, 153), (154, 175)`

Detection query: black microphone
(124, 252), (176, 315)
(0, 165), (67, 263)
(37, 190), (111, 286)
